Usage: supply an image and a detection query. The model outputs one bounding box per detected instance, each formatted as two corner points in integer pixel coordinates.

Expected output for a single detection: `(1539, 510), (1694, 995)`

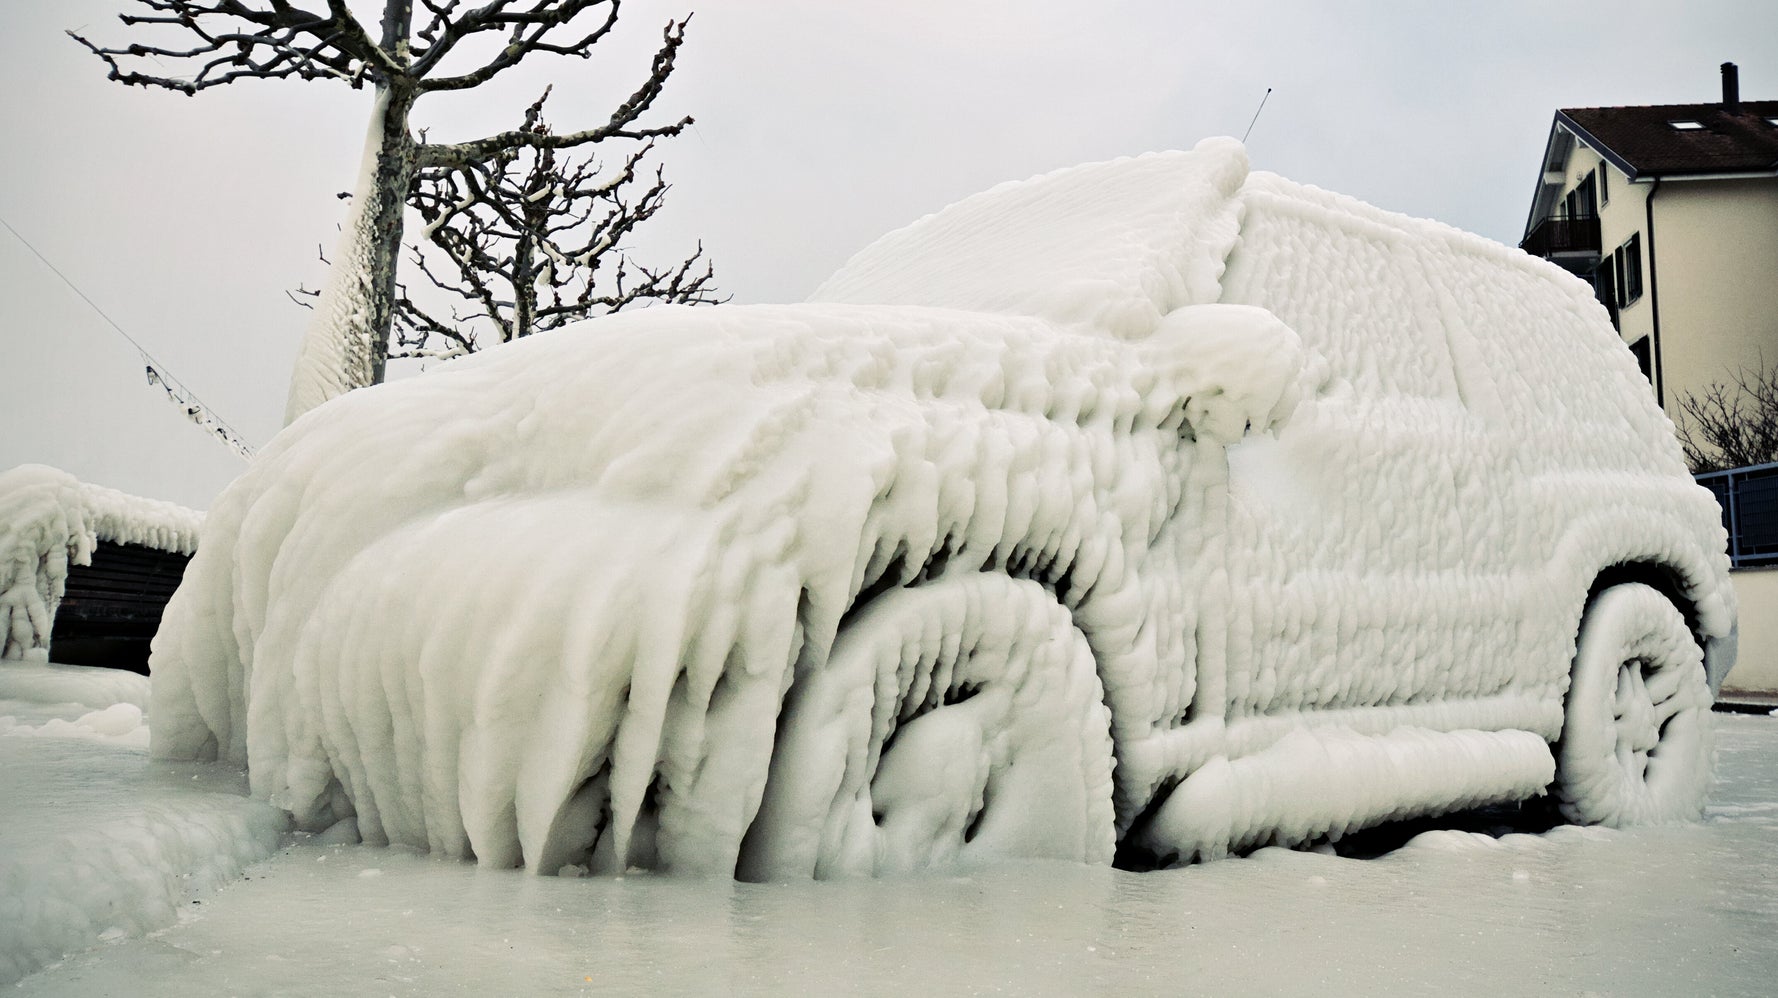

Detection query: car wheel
(1554, 582), (1713, 826)
(739, 572), (1116, 879)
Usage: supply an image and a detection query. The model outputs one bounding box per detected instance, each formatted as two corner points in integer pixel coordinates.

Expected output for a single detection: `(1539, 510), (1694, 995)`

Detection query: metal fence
(1696, 461), (1778, 568)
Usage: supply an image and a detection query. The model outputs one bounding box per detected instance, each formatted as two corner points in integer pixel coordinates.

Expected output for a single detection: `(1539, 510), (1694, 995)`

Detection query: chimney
(1722, 62), (1740, 111)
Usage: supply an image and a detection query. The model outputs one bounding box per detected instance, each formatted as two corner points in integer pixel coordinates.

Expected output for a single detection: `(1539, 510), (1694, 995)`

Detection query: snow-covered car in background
(149, 138), (1735, 878)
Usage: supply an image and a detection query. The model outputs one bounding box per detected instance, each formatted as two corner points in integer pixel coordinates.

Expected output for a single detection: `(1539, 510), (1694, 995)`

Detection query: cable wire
(0, 212), (255, 459)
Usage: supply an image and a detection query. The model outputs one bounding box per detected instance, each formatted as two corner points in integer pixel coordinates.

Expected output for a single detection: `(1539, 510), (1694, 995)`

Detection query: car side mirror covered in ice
(1136, 303), (1314, 445)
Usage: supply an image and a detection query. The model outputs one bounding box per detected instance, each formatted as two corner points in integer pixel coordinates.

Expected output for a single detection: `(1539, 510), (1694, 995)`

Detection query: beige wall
(1600, 165), (1655, 350)
(1723, 567), (1778, 695)
(1644, 178), (1778, 423)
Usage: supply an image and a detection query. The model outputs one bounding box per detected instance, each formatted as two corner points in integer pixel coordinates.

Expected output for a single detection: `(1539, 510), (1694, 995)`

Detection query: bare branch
(417, 17), (689, 165)
(392, 292), (479, 358)
(68, 0), (401, 94)
(1675, 355), (1778, 473)
(411, 0), (618, 86)
(398, 84), (719, 355)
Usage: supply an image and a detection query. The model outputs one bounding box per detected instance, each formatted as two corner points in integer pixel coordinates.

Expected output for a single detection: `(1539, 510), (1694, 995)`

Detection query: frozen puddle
(0, 664), (286, 985)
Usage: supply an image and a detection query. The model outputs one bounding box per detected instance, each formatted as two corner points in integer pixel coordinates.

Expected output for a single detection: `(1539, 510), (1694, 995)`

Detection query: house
(1521, 62), (1778, 699)
(1522, 62), (1777, 411)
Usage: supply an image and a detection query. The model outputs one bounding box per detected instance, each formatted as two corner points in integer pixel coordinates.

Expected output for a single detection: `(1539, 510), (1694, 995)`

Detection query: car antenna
(1242, 87), (1273, 143)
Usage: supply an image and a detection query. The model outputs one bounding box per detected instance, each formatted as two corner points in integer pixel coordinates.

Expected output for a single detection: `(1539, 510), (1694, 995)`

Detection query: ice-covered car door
(1213, 174), (1546, 729)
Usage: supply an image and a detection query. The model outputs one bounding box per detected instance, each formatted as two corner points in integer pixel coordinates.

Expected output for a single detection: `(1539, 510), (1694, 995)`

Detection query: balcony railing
(1519, 213), (1601, 258)
(1696, 461), (1778, 568)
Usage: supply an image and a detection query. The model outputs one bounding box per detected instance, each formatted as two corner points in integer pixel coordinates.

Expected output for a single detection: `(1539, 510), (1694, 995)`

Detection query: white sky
(2, 0), (1773, 508)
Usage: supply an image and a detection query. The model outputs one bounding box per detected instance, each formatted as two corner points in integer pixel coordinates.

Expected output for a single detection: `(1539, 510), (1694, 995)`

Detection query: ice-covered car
(151, 138), (1735, 878)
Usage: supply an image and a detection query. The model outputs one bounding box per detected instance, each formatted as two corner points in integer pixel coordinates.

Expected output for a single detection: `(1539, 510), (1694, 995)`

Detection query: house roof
(1558, 100), (1778, 179)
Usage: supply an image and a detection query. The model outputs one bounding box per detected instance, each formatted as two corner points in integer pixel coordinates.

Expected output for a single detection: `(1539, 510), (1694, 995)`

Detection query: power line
(0, 212), (256, 460)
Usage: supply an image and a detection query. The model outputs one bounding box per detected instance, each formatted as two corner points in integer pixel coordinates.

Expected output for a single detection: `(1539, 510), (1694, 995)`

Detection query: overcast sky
(2, 1), (1772, 508)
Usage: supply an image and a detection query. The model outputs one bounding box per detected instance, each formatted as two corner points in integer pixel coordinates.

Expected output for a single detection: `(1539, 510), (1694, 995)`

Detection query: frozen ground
(5, 665), (1778, 996)
(0, 665), (285, 985)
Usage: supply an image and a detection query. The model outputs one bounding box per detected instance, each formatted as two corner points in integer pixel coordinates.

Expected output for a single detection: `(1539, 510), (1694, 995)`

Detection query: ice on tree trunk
(284, 89), (406, 425)
(154, 138), (1734, 878)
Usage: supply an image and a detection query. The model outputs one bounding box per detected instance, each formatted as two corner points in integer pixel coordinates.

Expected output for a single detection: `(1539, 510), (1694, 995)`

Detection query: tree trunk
(513, 188), (541, 341)
(283, 83), (418, 424)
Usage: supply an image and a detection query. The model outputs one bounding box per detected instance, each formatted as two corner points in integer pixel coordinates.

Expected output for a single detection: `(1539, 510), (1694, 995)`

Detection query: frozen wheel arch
(148, 138), (1736, 876)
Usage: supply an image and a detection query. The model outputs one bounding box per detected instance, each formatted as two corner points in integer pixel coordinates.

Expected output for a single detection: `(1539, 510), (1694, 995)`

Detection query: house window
(1594, 256), (1619, 327)
(1599, 166), (1609, 206)
(1621, 233), (1643, 306)
(1630, 336), (1653, 385)
(1575, 172), (1597, 217)
(1611, 235), (1645, 309)
(1668, 120), (1705, 130)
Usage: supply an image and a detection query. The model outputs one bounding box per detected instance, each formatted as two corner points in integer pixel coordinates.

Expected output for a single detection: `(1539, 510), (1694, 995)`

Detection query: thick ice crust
(0, 465), (202, 661)
(154, 298), (1254, 875)
(813, 138), (1248, 339)
(151, 141), (1734, 875)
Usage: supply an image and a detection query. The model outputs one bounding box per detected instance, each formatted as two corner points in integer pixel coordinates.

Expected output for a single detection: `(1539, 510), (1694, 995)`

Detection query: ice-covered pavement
(7, 671), (1778, 997)
(0, 664), (286, 985)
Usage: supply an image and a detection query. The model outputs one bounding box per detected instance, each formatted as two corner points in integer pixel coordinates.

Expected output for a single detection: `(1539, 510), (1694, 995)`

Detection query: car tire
(739, 572), (1116, 879)
(1554, 582), (1713, 826)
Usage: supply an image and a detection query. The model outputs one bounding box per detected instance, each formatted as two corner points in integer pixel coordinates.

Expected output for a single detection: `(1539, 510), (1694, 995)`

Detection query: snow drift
(0, 465), (201, 662)
(149, 138), (1734, 877)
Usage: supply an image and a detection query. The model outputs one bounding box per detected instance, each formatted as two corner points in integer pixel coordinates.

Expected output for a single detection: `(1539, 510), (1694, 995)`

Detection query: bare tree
(1675, 358), (1778, 473)
(394, 87), (720, 360)
(72, 1), (697, 423)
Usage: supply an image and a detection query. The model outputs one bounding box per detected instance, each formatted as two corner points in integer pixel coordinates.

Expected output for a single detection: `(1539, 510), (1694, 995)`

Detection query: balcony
(1519, 213), (1601, 263)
